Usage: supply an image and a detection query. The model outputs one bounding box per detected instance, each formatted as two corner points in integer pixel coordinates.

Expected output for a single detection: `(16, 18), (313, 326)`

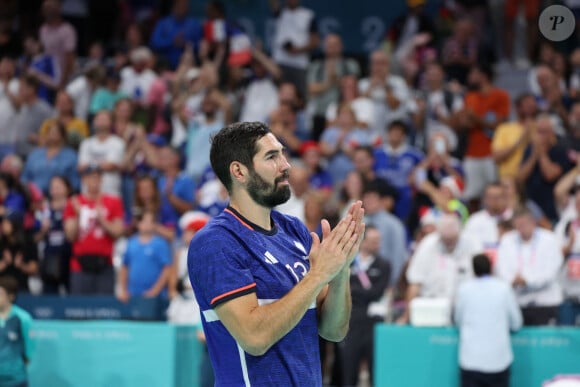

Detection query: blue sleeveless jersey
(188, 207), (321, 386)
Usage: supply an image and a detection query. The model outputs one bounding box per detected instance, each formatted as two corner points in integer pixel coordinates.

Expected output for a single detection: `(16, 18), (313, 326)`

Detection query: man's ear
(230, 161), (248, 185)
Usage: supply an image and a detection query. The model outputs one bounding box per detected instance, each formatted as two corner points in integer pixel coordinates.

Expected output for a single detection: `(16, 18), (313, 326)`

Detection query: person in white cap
(119, 46), (158, 104)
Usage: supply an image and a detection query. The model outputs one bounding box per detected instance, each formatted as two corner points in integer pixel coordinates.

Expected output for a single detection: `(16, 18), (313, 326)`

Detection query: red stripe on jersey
(224, 208), (254, 230)
(211, 283), (257, 305)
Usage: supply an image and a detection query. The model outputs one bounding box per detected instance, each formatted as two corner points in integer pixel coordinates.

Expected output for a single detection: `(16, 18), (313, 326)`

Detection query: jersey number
(285, 262), (308, 283)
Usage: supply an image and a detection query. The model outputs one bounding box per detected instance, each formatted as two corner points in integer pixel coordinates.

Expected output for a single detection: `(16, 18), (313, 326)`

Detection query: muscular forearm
(216, 271), (327, 356)
(318, 268), (351, 342)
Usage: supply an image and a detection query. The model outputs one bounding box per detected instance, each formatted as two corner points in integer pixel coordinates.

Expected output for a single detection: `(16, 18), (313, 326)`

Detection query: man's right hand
(308, 203), (362, 284)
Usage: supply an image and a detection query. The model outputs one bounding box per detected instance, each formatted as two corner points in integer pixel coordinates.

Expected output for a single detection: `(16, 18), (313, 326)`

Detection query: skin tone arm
(554, 162), (580, 209)
(144, 266), (172, 297)
(537, 148), (563, 182)
(64, 197), (80, 241)
(96, 206), (124, 239)
(154, 223), (176, 242)
(14, 253), (38, 276)
(419, 179), (450, 210)
(166, 192), (193, 215)
(117, 265), (129, 303)
(253, 46), (281, 80)
(214, 203), (363, 356)
(397, 284), (421, 324)
(517, 148), (539, 184)
(308, 61), (339, 96)
(316, 202), (365, 341)
(61, 51), (76, 88)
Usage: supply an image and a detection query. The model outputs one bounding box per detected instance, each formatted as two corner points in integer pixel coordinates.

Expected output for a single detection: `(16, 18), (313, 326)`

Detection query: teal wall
(28, 321), (203, 387)
(375, 325), (580, 387)
(27, 321), (580, 387)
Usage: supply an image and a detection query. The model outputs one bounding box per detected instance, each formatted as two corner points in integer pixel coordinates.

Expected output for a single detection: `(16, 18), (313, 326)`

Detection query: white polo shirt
(407, 232), (484, 300)
(272, 6), (315, 70)
(496, 229), (564, 307)
(464, 210), (499, 247)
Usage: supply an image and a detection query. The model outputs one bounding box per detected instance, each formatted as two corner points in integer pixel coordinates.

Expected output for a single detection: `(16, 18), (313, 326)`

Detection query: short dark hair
(353, 145), (375, 159)
(472, 254), (491, 277)
(210, 122), (270, 192)
(387, 120), (408, 135)
(208, 0), (226, 16)
(0, 276), (19, 300)
(362, 178), (399, 200)
(473, 63), (494, 82)
(22, 74), (39, 90)
(515, 92), (535, 108)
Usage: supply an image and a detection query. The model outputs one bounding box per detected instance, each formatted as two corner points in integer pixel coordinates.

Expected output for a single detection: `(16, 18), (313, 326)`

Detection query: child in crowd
(117, 210), (172, 302)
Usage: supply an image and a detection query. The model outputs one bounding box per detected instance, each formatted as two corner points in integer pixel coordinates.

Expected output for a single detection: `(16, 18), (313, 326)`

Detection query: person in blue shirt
(0, 275), (33, 387)
(117, 210), (173, 302)
(21, 121), (79, 195)
(188, 121), (365, 386)
(20, 35), (59, 104)
(374, 120), (424, 221)
(149, 0), (202, 69)
(156, 146), (194, 233)
(454, 254), (523, 387)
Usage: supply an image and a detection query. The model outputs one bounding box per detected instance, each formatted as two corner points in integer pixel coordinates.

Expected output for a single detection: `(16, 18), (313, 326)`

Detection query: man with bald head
(307, 33), (360, 139)
(399, 213), (483, 324)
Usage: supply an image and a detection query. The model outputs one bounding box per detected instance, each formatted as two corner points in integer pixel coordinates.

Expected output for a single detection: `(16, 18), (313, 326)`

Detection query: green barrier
(28, 321), (203, 387)
(375, 325), (580, 387)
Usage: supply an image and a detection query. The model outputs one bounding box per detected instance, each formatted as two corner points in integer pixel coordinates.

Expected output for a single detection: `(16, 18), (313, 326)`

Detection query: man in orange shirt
(458, 64), (510, 211)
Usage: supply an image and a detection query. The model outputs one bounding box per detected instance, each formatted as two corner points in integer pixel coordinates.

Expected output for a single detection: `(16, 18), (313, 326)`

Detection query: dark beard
(246, 169), (291, 208)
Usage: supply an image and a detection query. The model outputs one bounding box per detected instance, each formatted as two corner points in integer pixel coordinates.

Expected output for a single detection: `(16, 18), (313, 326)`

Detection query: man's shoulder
(500, 230), (519, 245)
(536, 227), (558, 243)
(492, 87), (510, 99)
(11, 305), (33, 324)
(100, 194), (123, 207)
(417, 233), (439, 249)
(272, 210), (307, 232)
(465, 210), (489, 224)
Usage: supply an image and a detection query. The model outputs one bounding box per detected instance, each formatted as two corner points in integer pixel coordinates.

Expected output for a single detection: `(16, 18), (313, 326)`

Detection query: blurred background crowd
(0, 0), (580, 382)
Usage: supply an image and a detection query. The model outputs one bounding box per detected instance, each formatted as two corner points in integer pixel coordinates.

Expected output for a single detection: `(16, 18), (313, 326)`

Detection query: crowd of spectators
(0, 0), (580, 386)
(0, 0), (580, 382)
